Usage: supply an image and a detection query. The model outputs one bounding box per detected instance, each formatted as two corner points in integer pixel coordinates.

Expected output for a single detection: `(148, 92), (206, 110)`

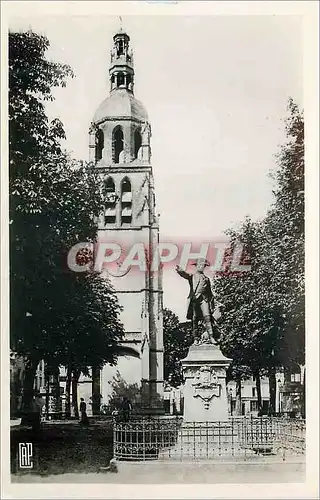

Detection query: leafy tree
(214, 218), (285, 414)
(214, 99), (304, 415)
(263, 98), (305, 368)
(107, 371), (142, 413)
(9, 30), (124, 414)
(163, 308), (193, 388)
(107, 371), (164, 415)
(10, 30), (73, 412)
(261, 99), (305, 415)
(41, 270), (124, 417)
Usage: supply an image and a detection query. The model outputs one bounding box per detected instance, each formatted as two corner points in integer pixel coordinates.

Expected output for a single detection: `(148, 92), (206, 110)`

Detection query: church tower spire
(109, 21), (134, 93)
(89, 23), (150, 167)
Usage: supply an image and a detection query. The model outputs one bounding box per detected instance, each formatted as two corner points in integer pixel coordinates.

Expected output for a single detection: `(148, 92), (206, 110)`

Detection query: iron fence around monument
(113, 416), (305, 461)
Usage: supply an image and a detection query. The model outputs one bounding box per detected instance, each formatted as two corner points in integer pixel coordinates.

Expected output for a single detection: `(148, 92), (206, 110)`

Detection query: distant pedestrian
(79, 398), (89, 425)
(31, 392), (45, 432)
(111, 408), (120, 422)
(121, 397), (132, 422)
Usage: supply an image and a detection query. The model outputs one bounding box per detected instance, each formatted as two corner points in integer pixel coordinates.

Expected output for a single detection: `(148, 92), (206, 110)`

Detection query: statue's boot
(203, 314), (219, 344)
(192, 314), (201, 344)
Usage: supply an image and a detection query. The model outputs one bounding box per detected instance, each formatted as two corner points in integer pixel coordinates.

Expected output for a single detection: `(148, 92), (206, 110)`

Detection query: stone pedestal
(181, 344), (232, 422)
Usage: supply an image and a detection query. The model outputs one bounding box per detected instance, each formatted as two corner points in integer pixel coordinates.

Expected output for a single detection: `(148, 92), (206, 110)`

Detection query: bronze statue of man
(175, 258), (220, 345)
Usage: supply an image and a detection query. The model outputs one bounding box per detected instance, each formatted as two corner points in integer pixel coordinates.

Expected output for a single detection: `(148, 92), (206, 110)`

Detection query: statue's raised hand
(175, 265), (190, 280)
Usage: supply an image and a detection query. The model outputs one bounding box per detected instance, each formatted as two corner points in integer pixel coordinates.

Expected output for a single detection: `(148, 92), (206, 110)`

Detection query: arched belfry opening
(95, 128), (104, 162)
(117, 38), (124, 56)
(117, 72), (125, 87)
(113, 126), (124, 163)
(121, 177), (132, 225)
(104, 177), (116, 225)
(134, 129), (142, 159)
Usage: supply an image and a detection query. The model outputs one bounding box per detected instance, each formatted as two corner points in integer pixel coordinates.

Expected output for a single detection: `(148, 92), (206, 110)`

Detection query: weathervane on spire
(119, 16), (123, 31)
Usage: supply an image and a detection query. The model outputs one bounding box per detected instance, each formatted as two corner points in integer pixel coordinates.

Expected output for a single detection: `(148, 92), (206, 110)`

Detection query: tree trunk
(45, 367), (50, 420)
(20, 356), (38, 425)
(235, 375), (242, 416)
(268, 369), (277, 415)
(254, 370), (262, 414)
(51, 366), (61, 419)
(71, 370), (80, 419)
(91, 365), (101, 416)
(65, 364), (72, 419)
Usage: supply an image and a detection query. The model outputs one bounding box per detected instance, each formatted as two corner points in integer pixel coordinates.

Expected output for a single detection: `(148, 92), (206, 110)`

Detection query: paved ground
(12, 459), (305, 484)
(11, 420), (305, 484)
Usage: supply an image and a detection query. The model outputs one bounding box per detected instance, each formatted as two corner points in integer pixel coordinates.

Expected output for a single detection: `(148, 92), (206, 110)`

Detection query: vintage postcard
(1, 1), (319, 498)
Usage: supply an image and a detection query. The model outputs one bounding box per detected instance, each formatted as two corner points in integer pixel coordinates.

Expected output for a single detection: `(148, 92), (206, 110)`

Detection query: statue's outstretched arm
(175, 265), (191, 280)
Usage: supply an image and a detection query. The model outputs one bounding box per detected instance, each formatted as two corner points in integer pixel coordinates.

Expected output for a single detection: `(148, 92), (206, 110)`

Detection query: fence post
(244, 417), (248, 461)
(231, 418), (234, 457)
(143, 420), (146, 461)
(113, 420), (117, 460)
(180, 419), (183, 461)
(136, 419), (139, 460)
(206, 421), (209, 459)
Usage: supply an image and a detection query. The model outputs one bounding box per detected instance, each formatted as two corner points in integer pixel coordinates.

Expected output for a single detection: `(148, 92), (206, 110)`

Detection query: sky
(8, 13), (303, 320)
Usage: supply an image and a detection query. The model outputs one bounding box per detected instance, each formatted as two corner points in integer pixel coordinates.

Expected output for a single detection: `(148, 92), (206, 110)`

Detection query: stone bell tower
(89, 26), (164, 412)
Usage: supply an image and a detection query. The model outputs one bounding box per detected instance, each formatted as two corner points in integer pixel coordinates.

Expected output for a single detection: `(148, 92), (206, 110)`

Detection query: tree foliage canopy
(163, 308), (193, 387)
(214, 99), (304, 380)
(107, 371), (142, 411)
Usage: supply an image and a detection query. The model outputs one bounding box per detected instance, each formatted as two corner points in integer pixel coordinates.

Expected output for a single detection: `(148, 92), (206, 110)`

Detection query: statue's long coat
(176, 268), (214, 320)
